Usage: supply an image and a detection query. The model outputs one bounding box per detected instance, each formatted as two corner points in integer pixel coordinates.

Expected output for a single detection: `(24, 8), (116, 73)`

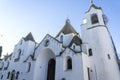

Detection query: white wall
(81, 7), (120, 80)
(55, 48), (84, 80)
(56, 33), (74, 47)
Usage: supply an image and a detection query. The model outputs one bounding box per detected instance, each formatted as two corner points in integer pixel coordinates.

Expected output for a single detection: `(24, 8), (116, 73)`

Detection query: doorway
(47, 59), (56, 80)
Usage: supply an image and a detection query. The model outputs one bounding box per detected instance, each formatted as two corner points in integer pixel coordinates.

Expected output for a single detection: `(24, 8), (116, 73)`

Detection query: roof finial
(90, 0), (93, 6)
(66, 18), (70, 24)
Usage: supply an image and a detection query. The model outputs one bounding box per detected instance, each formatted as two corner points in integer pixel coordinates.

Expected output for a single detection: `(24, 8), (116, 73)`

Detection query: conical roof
(56, 19), (78, 37)
(23, 32), (35, 42)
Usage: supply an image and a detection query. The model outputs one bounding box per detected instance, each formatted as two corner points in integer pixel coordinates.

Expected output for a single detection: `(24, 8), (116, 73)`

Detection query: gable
(34, 34), (63, 59)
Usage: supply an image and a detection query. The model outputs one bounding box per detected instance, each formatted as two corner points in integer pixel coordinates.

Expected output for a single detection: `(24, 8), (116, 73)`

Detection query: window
(91, 14), (99, 24)
(44, 39), (50, 47)
(16, 71), (19, 79)
(73, 45), (75, 49)
(7, 72), (10, 79)
(10, 70), (15, 80)
(88, 49), (93, 56)
(67, 57), (72, 70)
(26, 62), (31, 72)
(60, 35), (63, 42)
(108, 54), (111, 59)
(64, 56), (72, 70)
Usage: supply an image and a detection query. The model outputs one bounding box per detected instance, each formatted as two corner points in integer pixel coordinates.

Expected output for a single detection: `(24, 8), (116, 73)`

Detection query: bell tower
(82, 1), (107, 29)
(81, 1), (120, 80)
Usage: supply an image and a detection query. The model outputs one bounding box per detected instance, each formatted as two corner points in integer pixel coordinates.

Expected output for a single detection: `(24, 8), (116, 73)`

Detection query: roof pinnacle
(66, 18), (70, 24)
(90, 0), (93, 6)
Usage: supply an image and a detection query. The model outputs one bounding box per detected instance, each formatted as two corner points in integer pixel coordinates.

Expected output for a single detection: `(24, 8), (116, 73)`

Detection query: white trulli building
(0, 2), (120, 80)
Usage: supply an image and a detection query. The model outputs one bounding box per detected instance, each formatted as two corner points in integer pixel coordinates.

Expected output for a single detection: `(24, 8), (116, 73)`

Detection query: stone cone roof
(56, 19), (78, 37)
(23, 32), (35, 42)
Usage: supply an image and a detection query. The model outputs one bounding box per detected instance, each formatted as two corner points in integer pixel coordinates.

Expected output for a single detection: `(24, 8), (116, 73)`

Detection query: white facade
(0, 3), (120, 80)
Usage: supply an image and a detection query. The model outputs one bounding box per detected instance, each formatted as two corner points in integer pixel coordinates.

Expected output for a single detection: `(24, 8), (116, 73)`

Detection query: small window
(26, 62), (31, 72)
(67, 57), (72, 70)
(16, 71), (19, 79)
(73, 45), (75, 49)
(44, 39), (50, 47)
(88, 49), (93, 56)
(91, 14), (99, 24)
(108, 54), (111, 59)
(7, 72), (10, 79)
(60, 35), (63, 42)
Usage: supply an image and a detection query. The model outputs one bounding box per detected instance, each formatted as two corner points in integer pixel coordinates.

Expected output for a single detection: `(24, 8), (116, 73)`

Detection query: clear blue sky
(0, 0), (120, 58)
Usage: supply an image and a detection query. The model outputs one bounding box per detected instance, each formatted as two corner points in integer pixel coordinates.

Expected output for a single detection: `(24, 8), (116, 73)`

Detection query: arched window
(89, 49), (93, 56)
(60, 35), (63, 42)
(16, 71), (19, 79)
(67, 57), (72, 70)
(7, 72), (10, 79)
(91, 14), (99, 24)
